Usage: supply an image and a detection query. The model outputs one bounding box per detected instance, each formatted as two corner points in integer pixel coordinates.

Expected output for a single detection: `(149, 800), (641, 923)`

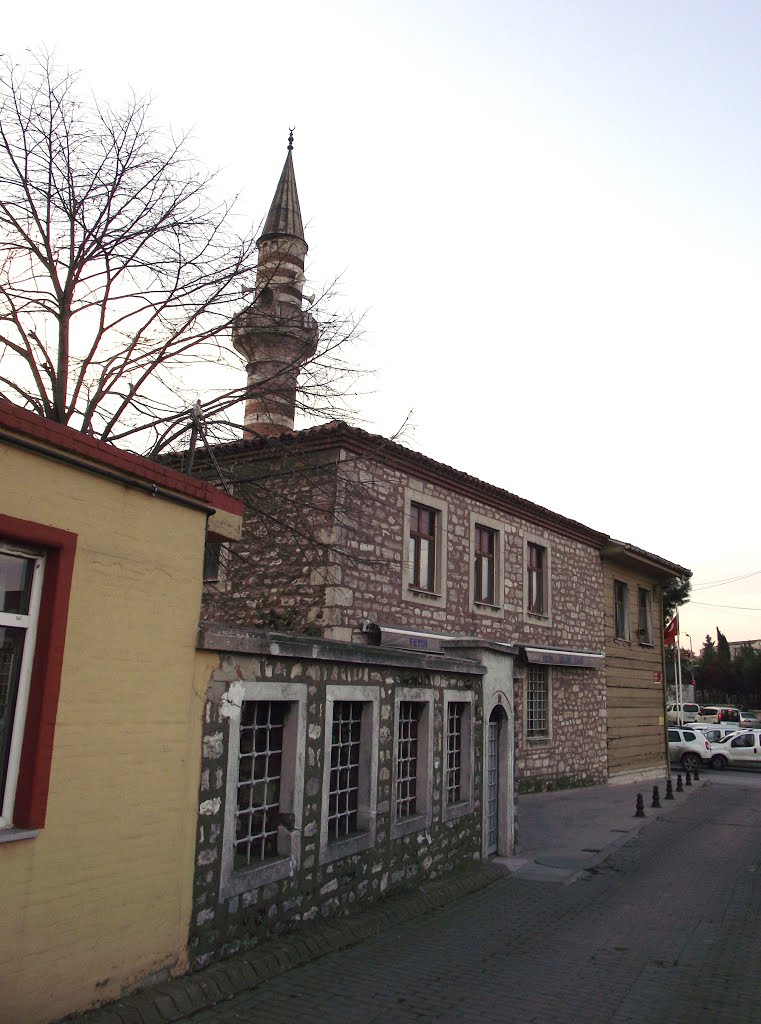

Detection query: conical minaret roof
(258, 131), (305, 245)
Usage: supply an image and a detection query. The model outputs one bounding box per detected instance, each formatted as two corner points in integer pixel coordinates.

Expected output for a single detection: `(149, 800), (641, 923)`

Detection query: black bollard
(635, 792), (645, 818)
(652, 785), (661, 808)
(693, 764), (700, 781)
(685, 768), (692, 787)
(676, 774), (683, 792)
(665, 778), (674, 800)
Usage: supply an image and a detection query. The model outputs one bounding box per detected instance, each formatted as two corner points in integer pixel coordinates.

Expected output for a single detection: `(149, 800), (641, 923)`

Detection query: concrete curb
(60, 861), (507, 1024)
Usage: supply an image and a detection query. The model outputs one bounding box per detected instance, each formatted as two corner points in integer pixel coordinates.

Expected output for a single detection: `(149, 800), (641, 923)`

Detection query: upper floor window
(474, 525), (497, 604)
(527, 542), (547, 615)
(409, 502), (437, 591)
(614, 580), (630, 640)
(0, 545), (45, 830)
(637, 588), (653, 645)
(402, 488), (448, 610)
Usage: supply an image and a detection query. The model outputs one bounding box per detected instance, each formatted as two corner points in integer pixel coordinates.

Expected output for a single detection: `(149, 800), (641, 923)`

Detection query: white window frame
(391, 688), (434, 840)
(524, 664), (552, 744)
(220, 681), (307, 899)
(402, 485), (448, 610)
(637, 587), (653, 646)
(0, 543), (45, 830)
(469, 512), (504, 617)
(522, 533), (552, 625)
(442, 690), (474, 822)
(614, 580), (630, 641)
(319, 685), (379, 864)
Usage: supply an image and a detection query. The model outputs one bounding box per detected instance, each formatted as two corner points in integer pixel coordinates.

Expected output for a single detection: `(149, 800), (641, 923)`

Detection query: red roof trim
(0, 401), (241, 517)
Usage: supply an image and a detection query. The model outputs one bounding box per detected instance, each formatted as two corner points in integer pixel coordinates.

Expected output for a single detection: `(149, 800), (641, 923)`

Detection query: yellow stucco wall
(1, 442), (213, 1023)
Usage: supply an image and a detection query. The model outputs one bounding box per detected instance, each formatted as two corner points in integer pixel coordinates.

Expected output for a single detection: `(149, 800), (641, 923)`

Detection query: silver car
(667, 727), (711, 771)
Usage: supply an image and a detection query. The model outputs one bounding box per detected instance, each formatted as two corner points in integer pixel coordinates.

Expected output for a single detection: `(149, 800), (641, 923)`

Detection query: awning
(522, 646), (604, 669)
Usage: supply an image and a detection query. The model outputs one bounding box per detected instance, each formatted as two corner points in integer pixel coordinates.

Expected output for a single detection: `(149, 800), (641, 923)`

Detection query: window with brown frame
(409, 502), (437, 592)
(614, 580), (630, 640)
(527, 542), (546, 614)
(474, 525), (497, 604)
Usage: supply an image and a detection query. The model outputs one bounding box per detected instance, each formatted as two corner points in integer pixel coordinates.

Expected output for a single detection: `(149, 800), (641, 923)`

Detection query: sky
(4, 0), (761, 650)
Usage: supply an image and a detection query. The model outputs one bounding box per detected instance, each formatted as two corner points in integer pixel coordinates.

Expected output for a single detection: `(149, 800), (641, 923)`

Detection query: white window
(637, 588), (653, 645)
(402, 486), (448, 610)
(614, 580), (630, 640)
(320, 685), (379, 863)
(220, 681), (306, 898)
(391, 688), (433, 839)
(0, 544), (44, 830)
(526, 665), (551, 740)
(442, 690), (474, 822)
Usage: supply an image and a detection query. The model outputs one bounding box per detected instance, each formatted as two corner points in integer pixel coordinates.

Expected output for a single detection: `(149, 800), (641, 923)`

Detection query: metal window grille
(234, 700), (286, 869)
(527, 666), (549, 738)
(328, 701), (362, 840)
(446, 702), (465, 805)
(396, 701), (419, 818)
(487, 719), (499, 851)
(528, 543), (545, 613)
(409, 502), (436, 591)
(475, 525), (496, 604)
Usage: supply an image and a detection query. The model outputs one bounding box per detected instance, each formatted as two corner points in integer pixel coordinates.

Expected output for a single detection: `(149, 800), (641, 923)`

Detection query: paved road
(185, 782), (761, 1023)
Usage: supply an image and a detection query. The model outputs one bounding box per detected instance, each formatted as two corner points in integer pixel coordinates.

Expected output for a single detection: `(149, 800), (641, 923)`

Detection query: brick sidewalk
(61, 862), (506, 1024)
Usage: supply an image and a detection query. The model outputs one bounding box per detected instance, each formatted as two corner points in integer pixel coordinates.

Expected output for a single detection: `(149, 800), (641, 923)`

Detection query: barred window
(328, 701), (362, 840)
(446, 702), (465, 805)
(396, 701), (420, 818)
(234, 700), (287, 869)
(527, 665), (549, 738)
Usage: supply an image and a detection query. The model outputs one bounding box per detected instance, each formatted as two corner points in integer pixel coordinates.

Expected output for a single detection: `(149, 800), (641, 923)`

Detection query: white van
(666, 702), (700, 723)
(695, 706), (742, 725)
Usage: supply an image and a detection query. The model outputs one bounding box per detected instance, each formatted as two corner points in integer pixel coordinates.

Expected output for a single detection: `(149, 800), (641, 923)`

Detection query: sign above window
(522, 646), (604, 669)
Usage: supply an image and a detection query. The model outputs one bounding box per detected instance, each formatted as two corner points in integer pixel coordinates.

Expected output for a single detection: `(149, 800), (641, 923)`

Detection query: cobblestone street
(181, 783), (761, 1023)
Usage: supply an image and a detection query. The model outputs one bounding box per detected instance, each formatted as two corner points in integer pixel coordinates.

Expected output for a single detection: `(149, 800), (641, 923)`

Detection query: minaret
(233, 131), (318, 437)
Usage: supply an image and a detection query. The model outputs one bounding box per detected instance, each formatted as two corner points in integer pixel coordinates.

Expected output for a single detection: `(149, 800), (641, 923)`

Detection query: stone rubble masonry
(189, 638), (485, 971)
(202, 446), (608, 791)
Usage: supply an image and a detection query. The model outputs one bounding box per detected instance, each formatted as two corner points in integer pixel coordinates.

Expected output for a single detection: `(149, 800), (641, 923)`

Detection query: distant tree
(716, 627), (731, 665)
(662, 575), (691, 622)
(700, 634), (716, 666)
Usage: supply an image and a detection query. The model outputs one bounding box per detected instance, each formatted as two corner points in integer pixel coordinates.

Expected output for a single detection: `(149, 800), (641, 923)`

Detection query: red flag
(664, 614), (679, 646)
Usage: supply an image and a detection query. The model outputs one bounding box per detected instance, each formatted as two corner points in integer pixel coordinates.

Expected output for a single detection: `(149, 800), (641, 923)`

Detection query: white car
(667, 727), (711, 771)
(709, 729), (761, 770)
(690, 723), (747, 744)
(666, 702), (700, 724)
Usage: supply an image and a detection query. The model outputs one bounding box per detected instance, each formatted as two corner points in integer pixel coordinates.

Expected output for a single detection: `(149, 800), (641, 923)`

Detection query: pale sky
(4, 1), (761, 650)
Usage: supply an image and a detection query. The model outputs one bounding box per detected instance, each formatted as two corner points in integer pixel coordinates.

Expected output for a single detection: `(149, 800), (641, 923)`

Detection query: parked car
(666, 702), (700, 723)
(690, 723), (749, 744)
(695, 706), (742, 725)
(667, 727), (711, 771)
(739, 710), (761, 727)
(709, 729), (761, 770)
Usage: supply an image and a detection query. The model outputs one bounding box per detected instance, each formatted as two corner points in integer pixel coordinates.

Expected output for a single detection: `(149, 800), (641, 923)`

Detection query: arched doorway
(486, 703), (509, 856)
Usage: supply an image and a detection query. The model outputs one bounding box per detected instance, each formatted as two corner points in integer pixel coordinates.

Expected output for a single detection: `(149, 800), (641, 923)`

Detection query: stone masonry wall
(190, 644), (483, 970)
(514, 667), (607, 792)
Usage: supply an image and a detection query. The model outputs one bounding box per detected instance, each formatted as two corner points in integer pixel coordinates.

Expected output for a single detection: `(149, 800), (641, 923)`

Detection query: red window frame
(527, 542), (545, 614)
(0, 514), (77, 830)
(409, 503), (436, 591)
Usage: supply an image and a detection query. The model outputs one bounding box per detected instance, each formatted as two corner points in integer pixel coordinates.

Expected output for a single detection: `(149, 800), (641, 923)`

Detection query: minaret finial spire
(288, 127), (295, 152)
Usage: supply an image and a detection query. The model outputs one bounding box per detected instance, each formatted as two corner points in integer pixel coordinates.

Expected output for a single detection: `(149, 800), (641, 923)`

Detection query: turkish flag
(663, 614), (679, 646)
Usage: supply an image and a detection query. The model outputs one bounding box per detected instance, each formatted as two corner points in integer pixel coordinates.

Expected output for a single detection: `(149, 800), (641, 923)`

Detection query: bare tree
(0, 51), (362, 450)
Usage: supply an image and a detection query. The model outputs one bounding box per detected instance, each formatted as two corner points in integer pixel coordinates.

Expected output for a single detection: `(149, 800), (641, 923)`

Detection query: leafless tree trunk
(0, 51), (363, 451)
